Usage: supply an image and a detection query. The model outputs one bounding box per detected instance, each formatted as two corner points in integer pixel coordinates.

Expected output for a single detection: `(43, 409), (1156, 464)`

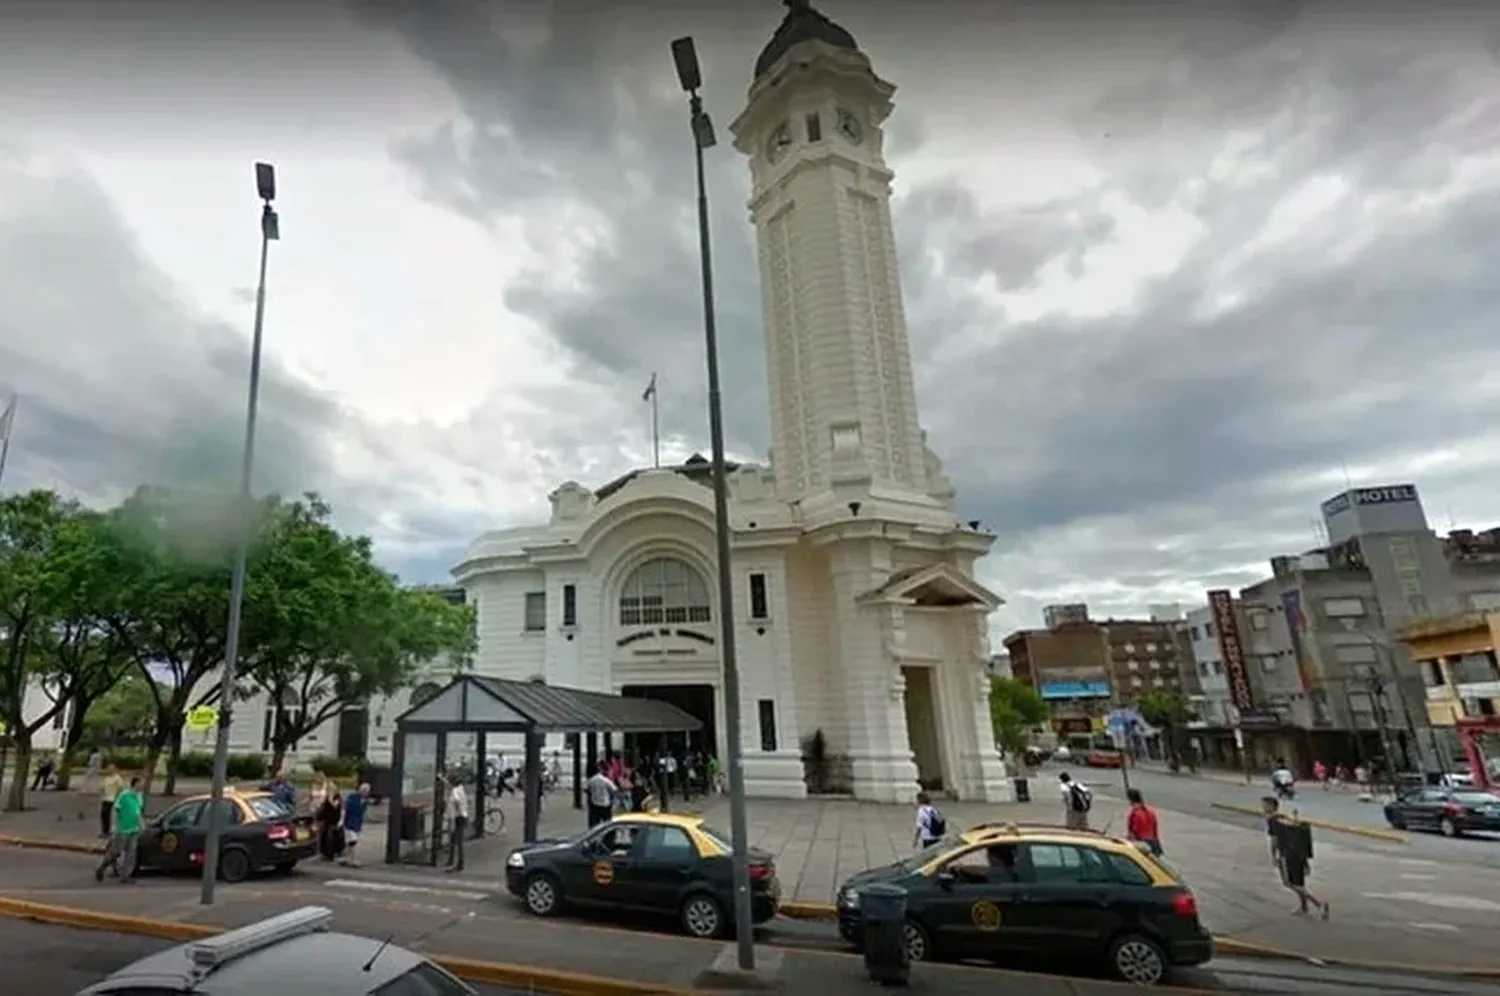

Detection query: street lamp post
(669, 36), (754, 974)
(201, 163), (281, 906)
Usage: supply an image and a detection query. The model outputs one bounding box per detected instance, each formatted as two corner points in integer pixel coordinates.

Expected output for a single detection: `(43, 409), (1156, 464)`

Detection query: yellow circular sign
(593, 860), (615, 885)
(186, 707), (219, 733)
(970, 900), (1001, 931)
(161, 832), (178, 853)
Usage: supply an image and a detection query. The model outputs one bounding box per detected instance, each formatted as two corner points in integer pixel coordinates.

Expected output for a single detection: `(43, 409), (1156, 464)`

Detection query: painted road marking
(1408, 921), (1460, 932)
(324, 878), (489, 902)
(1363, 891), (1500, 912)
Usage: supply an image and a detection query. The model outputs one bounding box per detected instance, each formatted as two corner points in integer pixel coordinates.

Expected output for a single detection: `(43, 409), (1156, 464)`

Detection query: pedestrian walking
(1125, 789), (1163, 856)
(82, 749), (102, 796)
(1261, 796), (1329, 919)
(340, 783), (370, 867)
(98, 765), (125, 838)
(913, 792), (947, 849)
(95, 776), (143, 883)
(586, 761), (617, 828)
(1059, 771), (1092, 830)
(442, 771), (469, 873)
(316, 787), (345, 862)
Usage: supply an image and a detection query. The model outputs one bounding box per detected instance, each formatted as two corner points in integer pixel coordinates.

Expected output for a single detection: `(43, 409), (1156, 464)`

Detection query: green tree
(989, 676), (1049, 770)
(80, 671), (161, 748)
(0, 492), (130, 810)
(1137, 689), (1196, 766)
(238, 496), (477, 773)
(104, 485), (247, 794)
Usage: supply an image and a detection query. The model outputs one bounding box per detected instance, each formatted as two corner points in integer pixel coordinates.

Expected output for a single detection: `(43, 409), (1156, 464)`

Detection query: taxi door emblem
(970, 900), (1001, 931)
(161, 832), (178, 853)
(593, 860), (615, 885)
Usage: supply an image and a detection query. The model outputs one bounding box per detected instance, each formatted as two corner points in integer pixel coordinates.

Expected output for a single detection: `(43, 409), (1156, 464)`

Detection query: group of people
(264, 771), (373, 866)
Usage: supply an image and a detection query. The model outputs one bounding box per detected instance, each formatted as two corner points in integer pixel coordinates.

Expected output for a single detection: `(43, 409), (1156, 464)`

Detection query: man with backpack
(1059, 771), (1092, 830)
(914, 792), (947, 849)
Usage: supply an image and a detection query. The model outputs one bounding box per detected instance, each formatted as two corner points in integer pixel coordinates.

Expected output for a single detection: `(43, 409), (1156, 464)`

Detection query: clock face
(836, 109), (863, 145)
(766, 122), (792, 163)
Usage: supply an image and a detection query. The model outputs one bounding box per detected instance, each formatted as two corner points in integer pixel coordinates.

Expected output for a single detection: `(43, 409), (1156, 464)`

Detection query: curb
(778, 900), (837, 921)
(1208, 803), (1410, 844)
(1211, 934), (1500, 980)
(0, 896), (693, 996)
(0, 833), (103, 855)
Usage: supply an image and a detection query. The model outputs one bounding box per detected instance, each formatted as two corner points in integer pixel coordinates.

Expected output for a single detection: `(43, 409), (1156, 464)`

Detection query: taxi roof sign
(187, 906), (333, 978)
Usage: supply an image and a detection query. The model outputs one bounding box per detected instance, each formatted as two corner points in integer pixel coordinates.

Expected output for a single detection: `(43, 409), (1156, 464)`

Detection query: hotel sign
(1208, 589), (1255, 712)
(1320, 484), (1418, 517)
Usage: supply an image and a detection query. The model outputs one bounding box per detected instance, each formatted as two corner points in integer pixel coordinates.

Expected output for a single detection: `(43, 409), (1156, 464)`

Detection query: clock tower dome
(731, 1), (939, 522)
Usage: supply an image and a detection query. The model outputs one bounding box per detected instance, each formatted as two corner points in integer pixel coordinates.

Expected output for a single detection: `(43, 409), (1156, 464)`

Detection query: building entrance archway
(620, 683), (717, 766)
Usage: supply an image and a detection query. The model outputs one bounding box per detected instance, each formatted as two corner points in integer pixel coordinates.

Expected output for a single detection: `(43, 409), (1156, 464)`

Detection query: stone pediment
(858, 562), (1002, 611)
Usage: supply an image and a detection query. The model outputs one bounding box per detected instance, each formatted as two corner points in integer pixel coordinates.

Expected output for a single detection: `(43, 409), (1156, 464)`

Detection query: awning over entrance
(393, 674), (704, 734)
(858, 562), (1003, 610)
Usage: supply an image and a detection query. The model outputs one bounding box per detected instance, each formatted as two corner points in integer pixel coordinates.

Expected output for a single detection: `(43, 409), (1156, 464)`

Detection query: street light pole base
(694, 943), (784, 991)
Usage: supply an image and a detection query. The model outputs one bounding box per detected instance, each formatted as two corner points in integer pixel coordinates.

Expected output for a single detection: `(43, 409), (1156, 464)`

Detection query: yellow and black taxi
(133, 789), (317, 882)
(835, 823), (1212, 986)
(505, 811), (780, 938)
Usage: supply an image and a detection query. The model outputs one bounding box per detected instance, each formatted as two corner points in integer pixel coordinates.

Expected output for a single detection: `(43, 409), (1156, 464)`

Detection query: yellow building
(1399, 613), (1500, 729)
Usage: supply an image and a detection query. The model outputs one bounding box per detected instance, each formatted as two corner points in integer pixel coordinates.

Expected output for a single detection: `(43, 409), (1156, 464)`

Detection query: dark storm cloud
(0, 154), (338, 504)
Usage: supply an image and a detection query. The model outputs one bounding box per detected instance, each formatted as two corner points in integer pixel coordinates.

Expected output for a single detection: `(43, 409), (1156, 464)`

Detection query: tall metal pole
(650, 375), (662, 469)
(692, 96), (754, 975)
(202, 170), (279, 906)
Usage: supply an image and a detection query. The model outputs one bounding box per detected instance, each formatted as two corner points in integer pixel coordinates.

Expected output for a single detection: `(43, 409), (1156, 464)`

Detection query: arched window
(619, 557), (711, 626)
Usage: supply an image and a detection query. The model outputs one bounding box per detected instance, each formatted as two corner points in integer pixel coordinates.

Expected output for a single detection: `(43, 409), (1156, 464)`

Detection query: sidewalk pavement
(9, 782), (1500, 974)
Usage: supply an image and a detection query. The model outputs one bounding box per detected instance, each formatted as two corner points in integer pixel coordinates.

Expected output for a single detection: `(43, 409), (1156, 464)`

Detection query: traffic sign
(186, 706), (219, 733)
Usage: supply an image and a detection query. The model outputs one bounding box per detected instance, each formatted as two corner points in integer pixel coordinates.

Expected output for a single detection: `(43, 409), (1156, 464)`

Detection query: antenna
(362, 932), (395, 972)
(1338, 458), (1353, 490)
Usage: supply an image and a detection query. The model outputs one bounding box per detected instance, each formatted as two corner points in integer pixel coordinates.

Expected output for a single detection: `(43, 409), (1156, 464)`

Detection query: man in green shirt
(96, 776), (143, 883)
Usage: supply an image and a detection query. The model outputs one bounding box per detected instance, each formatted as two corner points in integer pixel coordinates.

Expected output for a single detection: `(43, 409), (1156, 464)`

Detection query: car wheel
(1110, 932), (1168, 986)
(1386, 810), (1406, 830)
(680, 894), (726, 939)
(523, 872), (562, 916)
(902, 919), (933, 963)
(1440, 816), (1461, 838)
(218, 847), (252, 884)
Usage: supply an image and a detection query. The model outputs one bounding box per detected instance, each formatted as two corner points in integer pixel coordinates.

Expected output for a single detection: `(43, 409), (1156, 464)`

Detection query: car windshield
(246, 797), (293, 822)
(896, 834), (962, 871)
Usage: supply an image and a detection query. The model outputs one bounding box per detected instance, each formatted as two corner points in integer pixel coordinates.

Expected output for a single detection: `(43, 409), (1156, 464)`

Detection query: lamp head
(670, 36), (702, 93)
(255, 162), (277, 202)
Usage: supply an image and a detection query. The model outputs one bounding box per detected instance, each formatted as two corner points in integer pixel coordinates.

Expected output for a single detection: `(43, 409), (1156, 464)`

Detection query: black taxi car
(131, 789), (318, 882)
(1384, 786), (1500, 836)
(835, 823), (1211, 986)
(505, 811), (780, 938)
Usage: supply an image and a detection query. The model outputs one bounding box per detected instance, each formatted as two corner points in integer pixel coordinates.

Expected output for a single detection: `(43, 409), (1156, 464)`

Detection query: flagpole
(0, 394), (17, 491)
(651, 378), (661, 469)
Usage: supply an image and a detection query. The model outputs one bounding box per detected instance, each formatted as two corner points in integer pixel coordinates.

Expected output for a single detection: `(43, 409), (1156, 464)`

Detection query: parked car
(1384, 787), (1500, 837)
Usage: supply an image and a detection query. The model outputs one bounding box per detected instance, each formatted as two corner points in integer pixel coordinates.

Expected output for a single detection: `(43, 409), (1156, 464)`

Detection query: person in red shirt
(1125, 789), (1163, 856)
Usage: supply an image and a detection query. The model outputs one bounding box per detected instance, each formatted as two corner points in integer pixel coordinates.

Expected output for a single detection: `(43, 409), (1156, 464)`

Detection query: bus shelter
(384, 674), (702, 865)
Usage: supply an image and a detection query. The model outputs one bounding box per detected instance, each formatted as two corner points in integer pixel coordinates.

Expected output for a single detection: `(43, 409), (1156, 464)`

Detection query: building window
(524, 591), (547, 632)
(619, 557), (712, 626)
(1189, 626), (1200, 641)
(1199, 662), (1210, 676)
(758, 699), (778, 752)
(1123, 643), (1136, 654)
(805, 112), (822, 142)
(261, 690), (302, 753)
(748, 573), (769, 620)
(1424, 660), (1446, 688)
(562, 584), (577, 627)
(1250, 611), (1268, 631)
(1127, 660), (1139, 671)
(1212, 661), (1223, 675)
(1321, 597), (1366, 618)
(1205, 622), (1215, 638)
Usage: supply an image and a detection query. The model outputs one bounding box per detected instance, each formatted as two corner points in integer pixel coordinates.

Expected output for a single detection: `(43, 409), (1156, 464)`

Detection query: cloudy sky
(3, 0), (1500, 640)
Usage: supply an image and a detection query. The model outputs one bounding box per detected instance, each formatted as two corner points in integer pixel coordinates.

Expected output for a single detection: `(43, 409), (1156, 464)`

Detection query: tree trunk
(139, 714), (173, 795)
(269, 746), (288, 778)
(53, 694), (92, 791)
(163, 724), (184, 796)
(4, 737), (31, 813)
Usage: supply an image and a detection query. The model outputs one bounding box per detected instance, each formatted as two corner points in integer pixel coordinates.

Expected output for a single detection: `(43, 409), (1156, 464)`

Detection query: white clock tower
(730, 2), (1013, 803)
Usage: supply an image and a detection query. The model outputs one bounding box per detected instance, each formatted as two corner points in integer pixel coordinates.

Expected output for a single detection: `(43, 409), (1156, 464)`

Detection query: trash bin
(859, 882), (910, 986)
(1013, 776), (1031, 803)
(398, 804), (427, 842)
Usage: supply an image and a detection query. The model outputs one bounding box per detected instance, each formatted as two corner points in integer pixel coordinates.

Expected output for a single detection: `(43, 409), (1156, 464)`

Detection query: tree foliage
(1137, 689), (1196, 766)
(989, 676), (1049, 765)
(0, 483), (471, 804)
(240, 496), (476, 772)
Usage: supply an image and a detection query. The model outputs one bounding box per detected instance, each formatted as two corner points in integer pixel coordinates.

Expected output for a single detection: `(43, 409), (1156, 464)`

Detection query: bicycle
(483, 802), (506, 836)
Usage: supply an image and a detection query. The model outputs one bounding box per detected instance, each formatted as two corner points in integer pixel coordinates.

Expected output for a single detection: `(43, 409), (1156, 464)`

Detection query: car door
(190, 799), (246, 865)
(572, 823), (640, 906)
(1404, 789), (1446, 830)
(919, 843), (1030, 959)
(1009, 841), (1120, 957)
(625, 824), (700, 911)
(141, 800), (206, 871)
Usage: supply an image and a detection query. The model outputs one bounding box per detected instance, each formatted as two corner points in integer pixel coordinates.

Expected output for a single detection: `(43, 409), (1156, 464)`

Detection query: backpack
(921, 805), (947, 838)
(1069, 784), (1093, 813)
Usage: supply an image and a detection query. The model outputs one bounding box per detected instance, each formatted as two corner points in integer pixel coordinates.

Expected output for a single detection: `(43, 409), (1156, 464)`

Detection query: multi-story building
(1185, 604), (1234, 728)
(1005, 606), (1191, 742)
(1398, 612), (1500, 772)
(1234, 483), (1500, 774)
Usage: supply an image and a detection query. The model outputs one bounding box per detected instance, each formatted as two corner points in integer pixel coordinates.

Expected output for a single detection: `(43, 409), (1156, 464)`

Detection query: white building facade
(451, 5), (1010, 803)
(1185, 604), (1235, 727)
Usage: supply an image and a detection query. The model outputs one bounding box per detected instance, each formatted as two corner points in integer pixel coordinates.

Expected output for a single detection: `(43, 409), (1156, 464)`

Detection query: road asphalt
(0, 916), (530, 996)
(3, 845), (1498, 994)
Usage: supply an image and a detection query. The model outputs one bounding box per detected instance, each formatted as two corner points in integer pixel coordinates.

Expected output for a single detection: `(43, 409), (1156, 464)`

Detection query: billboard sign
(1039, 680), (1111, 700)
(1208, 589), (1255, 711)
(1320, 484), (1419, 518)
